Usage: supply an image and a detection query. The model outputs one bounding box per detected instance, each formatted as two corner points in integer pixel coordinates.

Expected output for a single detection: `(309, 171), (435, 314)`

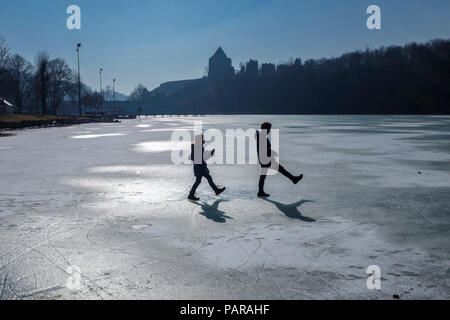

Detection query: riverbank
(0, 114), (104, 130)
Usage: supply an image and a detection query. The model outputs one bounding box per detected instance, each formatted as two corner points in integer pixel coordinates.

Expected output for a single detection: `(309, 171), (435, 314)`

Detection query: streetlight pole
(113, 78), (116, 114)
(76, 43), (81, 117)
(99, 68), (103, 112)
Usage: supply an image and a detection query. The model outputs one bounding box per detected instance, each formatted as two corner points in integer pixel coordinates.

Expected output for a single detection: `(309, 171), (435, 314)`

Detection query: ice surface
(0, 115), (449, 299)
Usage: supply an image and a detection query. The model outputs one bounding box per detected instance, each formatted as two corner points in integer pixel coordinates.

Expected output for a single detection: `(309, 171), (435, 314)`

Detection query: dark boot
(188, 176), (202, 201)
(257, 190), (270, 198)
(188, 194), (200, 201)
(293, 174), (303, 185)
(215, 187), (226, 196)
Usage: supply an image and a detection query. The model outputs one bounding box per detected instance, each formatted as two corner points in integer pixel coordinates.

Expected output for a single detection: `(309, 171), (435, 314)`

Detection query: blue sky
(1, 0), (449, 94)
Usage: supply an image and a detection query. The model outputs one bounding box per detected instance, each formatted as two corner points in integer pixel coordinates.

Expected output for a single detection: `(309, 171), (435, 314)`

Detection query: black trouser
(189, 174), (219, 196)
(259, 164), (295, 192)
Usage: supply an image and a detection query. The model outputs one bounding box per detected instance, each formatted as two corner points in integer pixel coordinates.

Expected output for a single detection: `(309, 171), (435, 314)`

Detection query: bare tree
(0, 36), (10, 97)
(0, 36), (9, 71)
(128, 84), (150, 101)
(8, 54), (34, 113)
(47, 58), (74, 114)
(35, 51), (51, 114)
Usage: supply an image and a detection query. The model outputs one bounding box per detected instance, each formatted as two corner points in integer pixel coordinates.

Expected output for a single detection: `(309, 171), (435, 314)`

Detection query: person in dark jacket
(188, 134), (226, 201)
(256, 122), (303, 198)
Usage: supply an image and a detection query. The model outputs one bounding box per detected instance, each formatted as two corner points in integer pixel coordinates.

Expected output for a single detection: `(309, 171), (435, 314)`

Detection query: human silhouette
(256, 122), (303, 198)
(192, 199), (233, 223)
(188, 134), (226, 201)
(263, 198), (315, 222)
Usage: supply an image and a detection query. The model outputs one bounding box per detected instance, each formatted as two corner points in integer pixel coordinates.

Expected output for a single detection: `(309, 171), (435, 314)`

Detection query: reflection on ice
(65, 165), (192, 207)
(133, 140), (190, 153)
(71, 133), (127, 139)
(141, 128), (193, 132)
(88, 165), (189, 177)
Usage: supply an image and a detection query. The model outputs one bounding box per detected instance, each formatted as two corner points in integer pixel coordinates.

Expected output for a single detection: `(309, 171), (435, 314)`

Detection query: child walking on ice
(188, 134), (226, 201)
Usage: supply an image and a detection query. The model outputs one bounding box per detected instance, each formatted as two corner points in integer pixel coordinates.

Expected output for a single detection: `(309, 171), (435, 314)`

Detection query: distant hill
(149, 79), (205, 97)
(113, 92), (128, 101)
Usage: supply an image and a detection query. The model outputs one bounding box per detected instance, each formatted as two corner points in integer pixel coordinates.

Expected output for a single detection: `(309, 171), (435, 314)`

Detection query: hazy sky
(1, 0), (449, 94)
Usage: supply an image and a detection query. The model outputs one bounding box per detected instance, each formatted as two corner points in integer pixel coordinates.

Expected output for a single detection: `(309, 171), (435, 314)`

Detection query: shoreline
(0, 114), (116, 131)
(2, 113), (449, 133)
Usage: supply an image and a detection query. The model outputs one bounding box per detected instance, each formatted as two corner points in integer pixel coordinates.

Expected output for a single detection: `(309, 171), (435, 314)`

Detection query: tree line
(0, 36), (110, 115)
(128, 39), (450, 114)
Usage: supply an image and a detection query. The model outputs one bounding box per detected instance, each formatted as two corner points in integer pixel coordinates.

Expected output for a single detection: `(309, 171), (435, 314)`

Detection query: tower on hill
(208, 47), (235, 81)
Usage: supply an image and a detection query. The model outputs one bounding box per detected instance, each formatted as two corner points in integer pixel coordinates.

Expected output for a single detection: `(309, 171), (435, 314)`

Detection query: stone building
(147, 46), (235, 108)
(208, 47), (235, 81)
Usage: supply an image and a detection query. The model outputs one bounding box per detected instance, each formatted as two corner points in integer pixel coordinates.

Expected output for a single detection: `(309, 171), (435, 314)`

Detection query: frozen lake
(0, 115), (449, 299)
